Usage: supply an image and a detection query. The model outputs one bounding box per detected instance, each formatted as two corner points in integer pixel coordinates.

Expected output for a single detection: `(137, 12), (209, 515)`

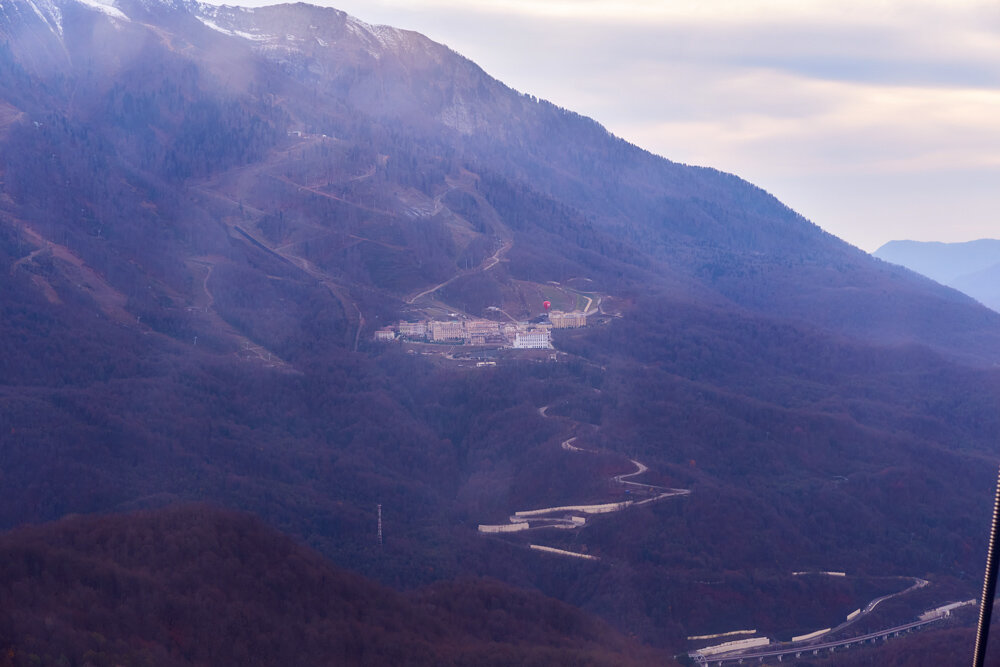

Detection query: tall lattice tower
(377, 503), (383, 546)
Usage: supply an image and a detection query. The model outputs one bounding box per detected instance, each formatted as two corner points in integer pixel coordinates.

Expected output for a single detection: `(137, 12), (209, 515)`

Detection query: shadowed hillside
(0, 506), (665, 666)
(1, 0), (1000, 659)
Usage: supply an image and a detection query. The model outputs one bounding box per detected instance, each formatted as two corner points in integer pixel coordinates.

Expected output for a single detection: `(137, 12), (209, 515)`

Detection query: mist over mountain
(875, 238), (1000, 312)
(2, 0), (1000, 661)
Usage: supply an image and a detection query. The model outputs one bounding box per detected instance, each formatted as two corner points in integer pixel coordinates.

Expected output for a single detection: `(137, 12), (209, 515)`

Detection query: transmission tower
(377, 503), (383, 547)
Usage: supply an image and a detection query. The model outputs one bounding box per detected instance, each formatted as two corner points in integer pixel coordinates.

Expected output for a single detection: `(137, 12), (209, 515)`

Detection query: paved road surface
(694, 616), (945, 665)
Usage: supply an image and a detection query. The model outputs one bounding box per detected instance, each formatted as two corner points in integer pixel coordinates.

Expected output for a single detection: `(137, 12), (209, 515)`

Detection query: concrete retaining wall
(698, 637), (769, 656)
(529, 544), (598, 560)
(792, 628), (831, 643)
(515, 501), (632, 518)
(478, 523), (530, 534)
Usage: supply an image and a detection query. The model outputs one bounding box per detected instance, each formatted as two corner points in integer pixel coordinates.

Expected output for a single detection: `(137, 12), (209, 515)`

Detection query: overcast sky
(225, 0), (1000, 252)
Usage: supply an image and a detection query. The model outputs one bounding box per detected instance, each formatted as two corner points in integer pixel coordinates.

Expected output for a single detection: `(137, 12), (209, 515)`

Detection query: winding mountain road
(525, 402), (946, 663)
(692, 576), (942, 665)
(478, 402), (690, 554)
(406, 236), (513, 304)
(694, 614), (947, 666)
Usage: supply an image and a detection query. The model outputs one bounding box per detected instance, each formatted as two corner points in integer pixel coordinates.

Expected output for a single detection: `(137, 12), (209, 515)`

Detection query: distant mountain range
(874, 239), (1000, 312)
(2, 0), (1000, 662)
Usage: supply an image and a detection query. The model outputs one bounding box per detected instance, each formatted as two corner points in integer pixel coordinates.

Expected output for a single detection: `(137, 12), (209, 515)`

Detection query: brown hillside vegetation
(0, 505), (667, 667)
(4, 0), (1000, 659)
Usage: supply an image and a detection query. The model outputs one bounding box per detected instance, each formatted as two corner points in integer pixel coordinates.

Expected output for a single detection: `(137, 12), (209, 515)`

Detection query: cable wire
(973, 465), (1000, 666)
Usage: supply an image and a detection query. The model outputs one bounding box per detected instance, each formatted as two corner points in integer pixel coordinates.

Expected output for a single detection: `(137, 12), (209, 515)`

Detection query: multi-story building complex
(512, 330), (552, 349)
(398, 317), (561, 349)
(398, 321), (427, 339)
(373, 328), (396, 342)
(465, 319), (500, 337)
(430, 320), (465, 341)
(549, 311), (587, 328)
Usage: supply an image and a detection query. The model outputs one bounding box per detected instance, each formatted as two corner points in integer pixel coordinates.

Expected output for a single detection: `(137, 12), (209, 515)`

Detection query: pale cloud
(622, 71), (1000, 171)
(612, 65), (1000, 246)
(330, 0), (996, 26)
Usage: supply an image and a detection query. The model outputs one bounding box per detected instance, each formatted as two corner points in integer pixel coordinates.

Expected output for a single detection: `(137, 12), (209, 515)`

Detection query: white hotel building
(512, 330), (552, 349)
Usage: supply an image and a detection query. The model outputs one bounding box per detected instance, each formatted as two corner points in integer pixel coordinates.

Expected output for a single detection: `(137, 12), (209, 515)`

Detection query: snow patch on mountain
(367, 24), (402, 50)
(1, 0), (130, 33)
(75, 0), (128, 21)
(195, 13), (269, 41)
(193, 3), (272, 41)
(344, 15), (407, 57)
(22, 0), (62, 35)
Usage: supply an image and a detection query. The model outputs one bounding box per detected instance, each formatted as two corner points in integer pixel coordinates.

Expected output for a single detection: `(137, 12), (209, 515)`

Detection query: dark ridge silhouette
(0, 505), (665, 666)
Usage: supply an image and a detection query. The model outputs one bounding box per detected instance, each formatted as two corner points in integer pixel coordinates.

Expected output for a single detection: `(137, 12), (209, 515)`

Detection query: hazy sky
(225, 0), (1000, 251)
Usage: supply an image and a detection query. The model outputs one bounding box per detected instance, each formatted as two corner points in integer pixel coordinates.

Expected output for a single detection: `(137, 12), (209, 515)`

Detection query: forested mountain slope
(1, 0), (1000, 659)
(2, 0), (998, 361)
(0, 506), (662, 666)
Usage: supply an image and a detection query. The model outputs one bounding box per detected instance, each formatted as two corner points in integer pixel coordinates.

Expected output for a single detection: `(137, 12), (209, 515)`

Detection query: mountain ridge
(875, 238), (1000, 312)
(2, 0), (1000, 659)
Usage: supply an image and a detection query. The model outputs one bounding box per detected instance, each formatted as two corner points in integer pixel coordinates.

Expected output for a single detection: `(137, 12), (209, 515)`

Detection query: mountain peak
(188, 2), (406, 47)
